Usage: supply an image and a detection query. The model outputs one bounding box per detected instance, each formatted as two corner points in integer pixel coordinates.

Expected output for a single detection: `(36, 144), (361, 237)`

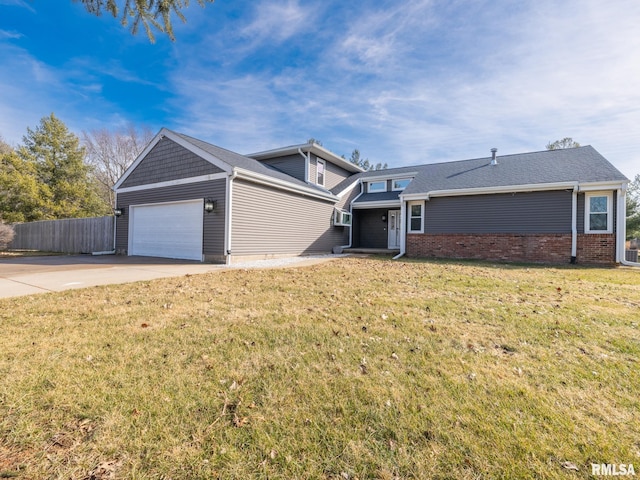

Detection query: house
(113, 128), (630, 265)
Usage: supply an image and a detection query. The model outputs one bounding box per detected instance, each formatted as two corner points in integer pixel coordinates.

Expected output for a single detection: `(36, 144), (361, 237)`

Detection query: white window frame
(334, 209), (352, 226)
(392, 178), (411, 191)
(368, 181), (387, 193)
(316, 159), (326, 187)
(408, 201), (424, 233)
(584, 191), (613, 234)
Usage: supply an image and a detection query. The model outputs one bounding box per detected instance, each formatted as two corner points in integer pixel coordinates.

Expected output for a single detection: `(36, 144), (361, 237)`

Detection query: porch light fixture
(114, 207), (125, 217)
(204, 198), (216, 213)
(381, 214), (387, 222)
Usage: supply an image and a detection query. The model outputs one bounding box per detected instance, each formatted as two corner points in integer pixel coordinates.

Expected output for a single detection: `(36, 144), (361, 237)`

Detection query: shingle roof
(337, 146), (627, 196)
(170, 130), (335, 198)
(353, 191), (401, 203)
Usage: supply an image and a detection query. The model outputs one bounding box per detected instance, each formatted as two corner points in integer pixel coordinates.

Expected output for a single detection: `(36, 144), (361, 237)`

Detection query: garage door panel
(130, 201), (203, 261)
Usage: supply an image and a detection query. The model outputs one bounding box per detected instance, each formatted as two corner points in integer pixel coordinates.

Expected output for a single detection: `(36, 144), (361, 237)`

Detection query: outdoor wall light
(114, 207), (125, 217)
(204, 199), (216, 213)
(381, 214), (387, 222)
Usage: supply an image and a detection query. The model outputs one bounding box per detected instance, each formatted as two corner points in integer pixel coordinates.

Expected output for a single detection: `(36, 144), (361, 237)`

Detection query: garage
(129, 200), (204, 261)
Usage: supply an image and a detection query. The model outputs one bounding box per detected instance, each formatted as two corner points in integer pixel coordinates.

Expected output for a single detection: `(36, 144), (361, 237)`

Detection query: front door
(387, 210), (401, 249)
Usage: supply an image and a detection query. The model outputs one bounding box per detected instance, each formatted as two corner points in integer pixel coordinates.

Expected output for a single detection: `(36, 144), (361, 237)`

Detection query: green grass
(1, 257), (639, 479)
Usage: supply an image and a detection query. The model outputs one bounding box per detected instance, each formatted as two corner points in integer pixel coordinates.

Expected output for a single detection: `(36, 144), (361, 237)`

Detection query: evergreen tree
(0, 148), (46, 223)
(349, 149), (387, 171)
(17, 114), (108, 219)
(76, 0), (214, 42)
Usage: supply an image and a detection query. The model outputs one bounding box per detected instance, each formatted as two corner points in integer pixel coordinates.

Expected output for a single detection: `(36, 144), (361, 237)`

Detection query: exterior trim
(248, 143), (364, 173)
(335, 179), (361, 198)
(362, 171), (419, 182)
(353, 200), (402, 209)
(584, 191), (613, 234)
(401, 181), (580, 201)
(116, 172), (228, 193)
(234, 167), (338, 202)
(114, 128), (232, 190)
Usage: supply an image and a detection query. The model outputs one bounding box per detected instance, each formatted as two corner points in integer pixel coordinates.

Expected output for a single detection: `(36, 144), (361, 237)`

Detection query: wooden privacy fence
(10, 216), (115, 254)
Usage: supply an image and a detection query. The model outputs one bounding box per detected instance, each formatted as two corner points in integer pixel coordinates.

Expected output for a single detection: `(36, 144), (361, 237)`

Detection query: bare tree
(546, 137), (580, 150)
(82, 125), (153, 209)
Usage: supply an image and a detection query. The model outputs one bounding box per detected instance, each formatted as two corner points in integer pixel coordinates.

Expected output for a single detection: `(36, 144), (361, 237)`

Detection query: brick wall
(576, 234), (616, 265)
(407, 233), (616, 265)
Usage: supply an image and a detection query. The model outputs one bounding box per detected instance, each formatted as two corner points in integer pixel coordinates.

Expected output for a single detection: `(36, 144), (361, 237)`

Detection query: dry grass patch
(0, 257), (639, 479)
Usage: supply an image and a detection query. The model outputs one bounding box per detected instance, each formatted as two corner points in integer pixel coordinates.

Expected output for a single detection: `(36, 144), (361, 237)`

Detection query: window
(585, 192), (613, 233)
(334, 209), (352, 226)
(368, 181), (386, 193)
(408, 201), (424, 233)
(392, 178), (411, 191)
(316, 159), (326, 186)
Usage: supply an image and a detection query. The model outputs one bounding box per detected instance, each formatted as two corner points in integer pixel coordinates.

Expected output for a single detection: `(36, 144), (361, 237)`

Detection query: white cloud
(0, 0), (35, 12)
(0, 30), (23, 39)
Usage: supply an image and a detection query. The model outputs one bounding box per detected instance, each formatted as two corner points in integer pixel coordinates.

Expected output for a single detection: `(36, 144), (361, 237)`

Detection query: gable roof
(333, 146), (628, 197)
(248, 143), (365, 174)
(115, 129), (338, 201)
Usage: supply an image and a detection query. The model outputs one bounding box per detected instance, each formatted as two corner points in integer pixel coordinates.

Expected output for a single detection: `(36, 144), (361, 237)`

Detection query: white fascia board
(248, 143), (365, 173)
(352, 200), (402, 209)
(361, 171), (419, 182)
(335, 179), (361, 198)
(234, 167), (339, 202)
(115, 172), (228, 193)
(578, 181), (628, 192)
(401, 181), (580, 201)
(113, 128), (232, 191)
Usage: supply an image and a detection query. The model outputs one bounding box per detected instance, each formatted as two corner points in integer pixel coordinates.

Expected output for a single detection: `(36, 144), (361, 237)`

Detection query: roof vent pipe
(490, 148), (498, 165)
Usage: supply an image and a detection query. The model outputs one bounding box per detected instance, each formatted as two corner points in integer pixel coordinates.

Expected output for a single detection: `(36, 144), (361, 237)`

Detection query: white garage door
(129, 200), (203, 261)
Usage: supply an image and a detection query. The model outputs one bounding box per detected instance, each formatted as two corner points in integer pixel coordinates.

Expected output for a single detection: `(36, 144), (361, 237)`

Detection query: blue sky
(1, 0), (639, 178)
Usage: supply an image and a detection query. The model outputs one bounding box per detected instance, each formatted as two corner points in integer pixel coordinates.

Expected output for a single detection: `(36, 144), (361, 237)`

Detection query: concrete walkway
(0, 254), (339, 299)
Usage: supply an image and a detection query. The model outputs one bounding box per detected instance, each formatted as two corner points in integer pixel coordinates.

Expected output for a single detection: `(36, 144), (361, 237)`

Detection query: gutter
(571, 184), (578, 263)
(234, 167), (338, 202)
(341, 180), (364, 250)
(225, 170), (238, 265)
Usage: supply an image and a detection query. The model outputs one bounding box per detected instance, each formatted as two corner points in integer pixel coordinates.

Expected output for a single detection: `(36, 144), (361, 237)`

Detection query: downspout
(618, 186), (640, 266)
(393, 194), (406, 260)
(571, 184), (578, 264)
(225, 170), (238, 265)
(298, 148), (309, 183)
(342, 180), (364, 249)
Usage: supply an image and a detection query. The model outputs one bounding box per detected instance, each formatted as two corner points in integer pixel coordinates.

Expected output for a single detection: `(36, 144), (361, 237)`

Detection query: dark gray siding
(121, 138), (224, 188)
(353, 208), (388, 248)
(425, 190), (572, 234)
(259, 154), (306, 182)
(115, 179), (226, 256)
(231, 179), (345, 255)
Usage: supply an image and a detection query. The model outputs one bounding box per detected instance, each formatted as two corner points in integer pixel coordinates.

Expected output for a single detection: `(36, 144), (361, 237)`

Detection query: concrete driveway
(0, 254), (337, 299)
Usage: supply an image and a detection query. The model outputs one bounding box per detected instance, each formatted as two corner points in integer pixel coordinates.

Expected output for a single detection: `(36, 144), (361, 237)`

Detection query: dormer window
(368, 181), (386, 193)
(392, 178), (411, 191)
(316, 159), (326, 186)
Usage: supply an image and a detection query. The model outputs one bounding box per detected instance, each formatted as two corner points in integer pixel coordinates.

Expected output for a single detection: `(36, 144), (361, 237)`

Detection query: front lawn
(1, 257), (638, 479)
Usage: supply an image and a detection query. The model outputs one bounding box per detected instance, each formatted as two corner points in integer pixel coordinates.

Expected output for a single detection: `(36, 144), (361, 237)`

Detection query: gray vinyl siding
(336, 182), (361, 211)
(121, 137), (223, 188)
(259, 154), (306, 182)
(309, 155), (353, 190)
(353, 208), (388, 248)
(115, 179), (226, 256)
(424, 190), (573, 234)
(231, 179), (345, 255)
